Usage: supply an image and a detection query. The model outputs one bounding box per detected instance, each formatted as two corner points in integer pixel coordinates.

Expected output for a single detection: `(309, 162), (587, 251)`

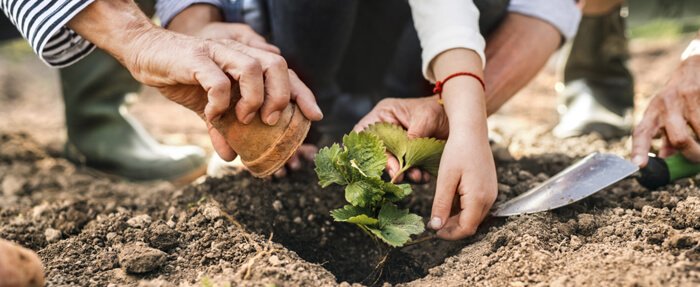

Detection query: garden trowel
(491, 152), (700, 217)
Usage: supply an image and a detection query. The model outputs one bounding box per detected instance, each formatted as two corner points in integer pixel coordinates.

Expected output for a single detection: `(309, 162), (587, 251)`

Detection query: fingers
(193, 60), (233, 122)
(429, 165), (459, 231)
(232, 45), (291, 126)
(274, 144), (318, 178)
(408, 168), (423, 183)
(659, 136), (676, 158)
(208, 42), (264, 124)
(386, 155), (402, 182)
(298, 144), (319, 162)
(664, 112), (700, 161)
(226, 24), (281, 54)
(436, 191), (493, 240)
(287, 153), (302, 171)
(288, 70), (323, 121)
(631, 109), (660, 167)
(353, 99), (402, 132)
(248, 40), (282, 55)
(207, 122), (237, 161)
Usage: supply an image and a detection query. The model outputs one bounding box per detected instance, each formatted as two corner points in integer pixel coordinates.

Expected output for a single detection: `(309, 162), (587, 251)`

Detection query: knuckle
(240, 58), (263, 75)
(267, 55), (288, 70)
(669, 135), (692, 149)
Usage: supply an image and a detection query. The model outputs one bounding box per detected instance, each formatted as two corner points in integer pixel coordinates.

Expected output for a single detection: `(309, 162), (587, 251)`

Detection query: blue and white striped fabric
(0, 0), (96, 67)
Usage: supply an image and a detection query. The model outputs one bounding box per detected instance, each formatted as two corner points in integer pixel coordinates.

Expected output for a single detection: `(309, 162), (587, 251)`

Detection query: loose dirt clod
(118, 242), (168, 274)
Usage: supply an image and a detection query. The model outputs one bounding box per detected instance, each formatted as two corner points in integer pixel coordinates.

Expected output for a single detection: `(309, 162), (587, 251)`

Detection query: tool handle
(638, 153), (700, 189)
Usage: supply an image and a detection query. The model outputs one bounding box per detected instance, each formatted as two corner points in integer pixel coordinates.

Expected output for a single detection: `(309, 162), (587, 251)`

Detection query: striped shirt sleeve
(0, 0), (96, 67)
(156, 0), (222, 28)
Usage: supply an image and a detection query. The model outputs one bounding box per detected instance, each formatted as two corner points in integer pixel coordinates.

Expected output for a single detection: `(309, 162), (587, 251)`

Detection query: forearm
(67, 0), (155, 65)
(430, 48), (487, 137)
(483, 13), (561, 115)
(168, 4), (223, 34)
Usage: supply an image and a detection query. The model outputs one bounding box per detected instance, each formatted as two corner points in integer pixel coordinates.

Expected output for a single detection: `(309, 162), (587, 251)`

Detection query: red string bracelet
(433, 72), (485, 104)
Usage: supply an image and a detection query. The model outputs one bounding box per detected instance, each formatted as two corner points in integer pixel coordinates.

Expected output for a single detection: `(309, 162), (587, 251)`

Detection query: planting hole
(201, 168), (468, 285)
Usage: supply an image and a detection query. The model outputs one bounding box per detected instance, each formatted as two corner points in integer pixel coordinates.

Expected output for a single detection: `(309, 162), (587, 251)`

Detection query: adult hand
(632, 55), (700, 166)
(168, 4), (280, 54)
(68, 0), (323, 161)
(194, 22), (280, 54)
(353, 96), (449, 182)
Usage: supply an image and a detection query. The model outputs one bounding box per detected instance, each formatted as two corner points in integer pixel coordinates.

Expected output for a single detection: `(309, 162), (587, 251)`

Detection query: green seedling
(314, 123), (445, 247)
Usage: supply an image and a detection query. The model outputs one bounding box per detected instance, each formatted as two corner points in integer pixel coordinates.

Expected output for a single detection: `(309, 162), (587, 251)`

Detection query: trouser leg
(555, 4), (634, 139)
(0, 14), (20, 41)
(59, 0), (206, 182)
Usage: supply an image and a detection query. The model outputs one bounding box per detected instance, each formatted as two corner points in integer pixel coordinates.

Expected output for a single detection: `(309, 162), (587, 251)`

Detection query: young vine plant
(314, 123), (446, 247)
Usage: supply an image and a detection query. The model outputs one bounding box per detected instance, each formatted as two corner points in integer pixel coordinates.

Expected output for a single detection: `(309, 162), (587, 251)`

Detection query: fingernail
(429, 217), (442, 230)
(632, 155), (645, 167)
(243, 112), (256, 124)
(314, 105), (324, 118)
(266, 111), (281, 125)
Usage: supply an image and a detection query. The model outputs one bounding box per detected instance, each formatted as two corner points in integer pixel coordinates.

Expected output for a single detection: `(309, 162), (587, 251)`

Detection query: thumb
(407, 115), (433, 139)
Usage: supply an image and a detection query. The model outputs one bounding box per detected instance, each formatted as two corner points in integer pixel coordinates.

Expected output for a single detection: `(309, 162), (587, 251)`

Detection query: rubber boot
(554, 6), (634, 139)
(60, 49), (206, 183)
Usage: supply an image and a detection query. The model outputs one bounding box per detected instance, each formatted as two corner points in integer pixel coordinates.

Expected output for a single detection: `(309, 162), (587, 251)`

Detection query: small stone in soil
(2, 174), (26, 196)
(200, 203), (224, 221)
(44, 228), (61, 243)
(268, 255), (282, 266)
(576, 214), (597, 236)
(148, 224), (180, 251)
(118, 242), (168, 274)
(127, 214), (152, 229)
(272, 200), (283, 212)
(667, 234), (698, 249)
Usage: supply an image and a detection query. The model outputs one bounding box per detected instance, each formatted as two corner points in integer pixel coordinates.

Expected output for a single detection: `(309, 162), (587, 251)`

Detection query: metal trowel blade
(491, 153), (638, 217)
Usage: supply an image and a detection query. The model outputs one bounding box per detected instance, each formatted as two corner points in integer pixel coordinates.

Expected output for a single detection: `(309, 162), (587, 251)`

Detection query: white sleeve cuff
(420, 27), (486, 83)
(508, 0), (581, 40)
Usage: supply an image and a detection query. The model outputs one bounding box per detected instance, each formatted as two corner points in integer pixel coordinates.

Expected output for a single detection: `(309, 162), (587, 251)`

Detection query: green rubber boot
(554, 6), (635, 139)
(60, 48), (206, 183)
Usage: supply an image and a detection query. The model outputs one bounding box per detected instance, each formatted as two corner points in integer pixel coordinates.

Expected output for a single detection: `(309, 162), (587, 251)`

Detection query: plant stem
(390, 165), (412, 184)
(402, 234), (437, 247)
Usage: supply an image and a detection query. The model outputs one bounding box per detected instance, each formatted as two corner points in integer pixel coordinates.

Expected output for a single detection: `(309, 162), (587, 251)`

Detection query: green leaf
(405, 138), (445, 176)
(314, 144), (349, 187)
(383, 183), (413, 202)
(365, 123), (408, 166)
(347, 214), (379, 225)
(331, 205), (379, 225)
(343, 132), (387, 179)
(368, 203), (425, 247)
(344, 178), (385, 207)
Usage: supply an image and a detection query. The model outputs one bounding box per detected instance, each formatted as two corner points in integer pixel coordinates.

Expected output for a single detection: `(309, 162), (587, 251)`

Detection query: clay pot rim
(241, 105), (310, 177)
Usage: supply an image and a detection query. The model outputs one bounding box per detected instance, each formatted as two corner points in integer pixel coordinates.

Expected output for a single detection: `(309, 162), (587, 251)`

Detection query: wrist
(168, 4), (223, 34)
(68, 0), (156, 63)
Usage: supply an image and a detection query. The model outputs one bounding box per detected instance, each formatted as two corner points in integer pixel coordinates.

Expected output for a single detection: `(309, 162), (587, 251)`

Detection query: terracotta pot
(0, 239), (45, 287)
(212, 103), (310, 177)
